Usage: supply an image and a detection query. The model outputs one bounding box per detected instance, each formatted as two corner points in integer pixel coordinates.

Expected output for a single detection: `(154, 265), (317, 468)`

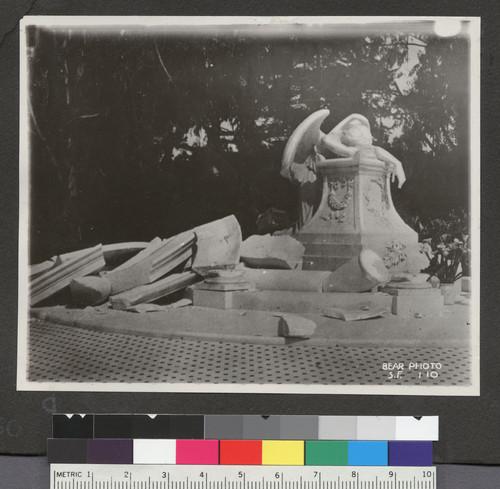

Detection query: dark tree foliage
(27, 26), (470, 262)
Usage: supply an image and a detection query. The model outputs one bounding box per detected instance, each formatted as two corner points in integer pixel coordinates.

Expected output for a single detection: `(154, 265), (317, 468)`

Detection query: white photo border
(17, 16), (480, 395)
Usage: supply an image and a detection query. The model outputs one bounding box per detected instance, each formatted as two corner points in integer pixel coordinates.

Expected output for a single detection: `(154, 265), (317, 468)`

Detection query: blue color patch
(348, 441), (388, 466)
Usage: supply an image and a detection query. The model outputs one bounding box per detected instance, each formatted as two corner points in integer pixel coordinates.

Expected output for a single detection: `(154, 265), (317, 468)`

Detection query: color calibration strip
(47, 439), (433, 466)
(52, 415), (439, 441)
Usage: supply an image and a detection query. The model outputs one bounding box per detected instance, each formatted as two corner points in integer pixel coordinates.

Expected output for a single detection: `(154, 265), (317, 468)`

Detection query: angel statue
(281, 110), (406, 228)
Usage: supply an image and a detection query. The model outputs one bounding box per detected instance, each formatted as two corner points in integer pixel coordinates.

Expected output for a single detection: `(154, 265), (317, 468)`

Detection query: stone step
(30, 301), (470, 348)
(191, 288), (392, 314)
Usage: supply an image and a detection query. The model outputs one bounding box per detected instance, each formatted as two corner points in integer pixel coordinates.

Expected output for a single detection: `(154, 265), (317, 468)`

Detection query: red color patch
(220, 440), (262, 465)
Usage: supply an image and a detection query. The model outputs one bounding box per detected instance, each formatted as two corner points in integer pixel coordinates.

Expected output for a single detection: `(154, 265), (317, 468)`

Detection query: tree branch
(154, 40), (173, 83)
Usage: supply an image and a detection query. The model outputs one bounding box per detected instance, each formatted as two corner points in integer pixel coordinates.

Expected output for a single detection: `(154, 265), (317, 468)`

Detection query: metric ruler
(50, 465), (436, 489)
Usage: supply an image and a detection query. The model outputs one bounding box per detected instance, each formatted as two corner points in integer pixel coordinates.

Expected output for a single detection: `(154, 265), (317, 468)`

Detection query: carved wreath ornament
(322, 177), (354, 223)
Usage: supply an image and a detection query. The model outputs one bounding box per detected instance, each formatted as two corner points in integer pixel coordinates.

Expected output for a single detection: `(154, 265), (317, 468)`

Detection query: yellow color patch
(262, 440), (304, 465)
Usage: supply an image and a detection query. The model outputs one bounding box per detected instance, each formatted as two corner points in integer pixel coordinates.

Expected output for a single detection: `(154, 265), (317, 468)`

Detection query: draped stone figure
(282, 110), (424, 275)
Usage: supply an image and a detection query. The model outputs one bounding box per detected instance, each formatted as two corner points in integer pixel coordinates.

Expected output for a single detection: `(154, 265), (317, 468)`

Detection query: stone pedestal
(296, 154), (422, 274)
(381, 282), (444, 317)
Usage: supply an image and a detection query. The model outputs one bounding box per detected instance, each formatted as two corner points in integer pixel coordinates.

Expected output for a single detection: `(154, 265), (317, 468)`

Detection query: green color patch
(305, 441), (348, 466)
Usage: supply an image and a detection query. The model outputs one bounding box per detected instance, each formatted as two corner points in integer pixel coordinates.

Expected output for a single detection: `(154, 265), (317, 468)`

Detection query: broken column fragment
(243, 249), (389, 293)
(110, 271), (200, 311)
(322, 249), (390, 293)
(240, 234), (305, 269)
(29, 256), (60, 280)
(101, 241), (154, 268)
(146, 231), (195, 282)
(105, 237), (162, 272)
(71, 233), (194, 306)
(69, 216), (241, 307)
(103, 231), (195, 288)
(30, 244), (105, 306)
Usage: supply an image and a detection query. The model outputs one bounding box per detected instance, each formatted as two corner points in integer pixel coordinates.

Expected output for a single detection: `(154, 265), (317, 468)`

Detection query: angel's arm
(373, 146), (406, 188)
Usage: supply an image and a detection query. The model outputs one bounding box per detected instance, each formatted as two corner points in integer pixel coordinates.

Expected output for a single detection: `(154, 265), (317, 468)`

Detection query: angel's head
(340, 119), (373, 148)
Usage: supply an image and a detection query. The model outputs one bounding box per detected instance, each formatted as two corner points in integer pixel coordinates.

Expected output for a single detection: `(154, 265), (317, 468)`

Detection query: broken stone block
(70, 276), (112, 306)
(192, 215), (242, 274)
(103, 260), (155, 295)
(276, 314), (317, 338)
(240, 234), (305, 269)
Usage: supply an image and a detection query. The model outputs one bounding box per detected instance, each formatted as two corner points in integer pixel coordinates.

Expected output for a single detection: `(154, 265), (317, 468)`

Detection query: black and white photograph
(17, 16), (480, 394)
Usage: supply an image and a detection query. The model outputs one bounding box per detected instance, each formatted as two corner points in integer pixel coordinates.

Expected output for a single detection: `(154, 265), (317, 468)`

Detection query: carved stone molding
(383, 240), (408, 269)
(364, 177), (391, 227)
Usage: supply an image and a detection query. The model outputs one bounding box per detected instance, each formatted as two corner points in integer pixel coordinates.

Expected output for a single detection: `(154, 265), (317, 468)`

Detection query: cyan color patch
(348, 441), (388, 466)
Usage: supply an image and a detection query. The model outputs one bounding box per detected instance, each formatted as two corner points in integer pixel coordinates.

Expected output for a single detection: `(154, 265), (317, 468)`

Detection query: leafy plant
(422, 234), (470, 283)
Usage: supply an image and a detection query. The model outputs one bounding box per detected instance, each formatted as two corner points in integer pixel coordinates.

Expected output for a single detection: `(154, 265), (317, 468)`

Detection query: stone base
(190, 288), (236, 309)
(298, 232), (424, 275)
(294, 157), (426, 275)
(381, 287), (444, 317)
(191, 288), (392, 314)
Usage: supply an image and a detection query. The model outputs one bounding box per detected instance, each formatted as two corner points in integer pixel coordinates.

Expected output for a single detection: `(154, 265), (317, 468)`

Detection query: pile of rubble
(30, 214), (445, 340)
(30, 216), (241, 309)
(30, 215), (315, 309)
(30, 215), (340, 338)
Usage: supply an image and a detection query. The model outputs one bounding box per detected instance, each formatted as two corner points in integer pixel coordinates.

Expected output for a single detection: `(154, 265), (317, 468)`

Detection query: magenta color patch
(176, 439), (219, 464)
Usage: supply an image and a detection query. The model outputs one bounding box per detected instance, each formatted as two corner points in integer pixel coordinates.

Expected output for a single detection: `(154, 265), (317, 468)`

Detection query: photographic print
(17, 16), (479, 394)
